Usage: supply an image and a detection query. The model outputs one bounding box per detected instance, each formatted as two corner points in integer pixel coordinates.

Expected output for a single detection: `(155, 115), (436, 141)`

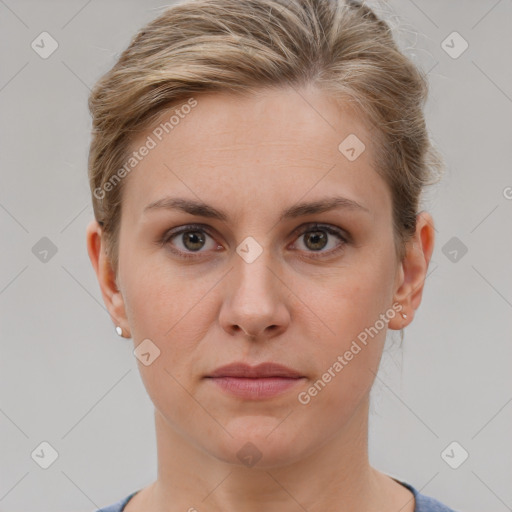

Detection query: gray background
(1, 0), (511, 511)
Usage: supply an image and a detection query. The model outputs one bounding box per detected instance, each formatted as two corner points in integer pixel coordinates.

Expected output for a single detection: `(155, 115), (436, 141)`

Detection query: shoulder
(396, 479), (461, 512)
(94, 490), (140, 512)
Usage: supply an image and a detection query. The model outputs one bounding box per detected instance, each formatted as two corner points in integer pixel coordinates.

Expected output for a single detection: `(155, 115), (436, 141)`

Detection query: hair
(88, 0), (443, 272)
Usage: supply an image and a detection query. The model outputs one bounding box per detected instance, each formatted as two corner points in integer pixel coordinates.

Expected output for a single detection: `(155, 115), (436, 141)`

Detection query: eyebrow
(143, 196), (370, 222)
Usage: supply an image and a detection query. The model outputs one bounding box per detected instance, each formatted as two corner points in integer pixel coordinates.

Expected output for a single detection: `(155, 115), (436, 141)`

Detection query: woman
(86, 0), (458, 510)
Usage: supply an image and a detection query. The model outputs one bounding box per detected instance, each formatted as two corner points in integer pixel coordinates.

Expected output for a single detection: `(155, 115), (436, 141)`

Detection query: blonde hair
(88, 0), (443, 271)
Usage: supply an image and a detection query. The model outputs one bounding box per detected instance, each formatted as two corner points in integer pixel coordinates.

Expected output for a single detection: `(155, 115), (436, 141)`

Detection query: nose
(218, 248), (291, 341)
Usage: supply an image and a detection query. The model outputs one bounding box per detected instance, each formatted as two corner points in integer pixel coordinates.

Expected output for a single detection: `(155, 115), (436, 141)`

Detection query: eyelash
(159, 223), (350, 261)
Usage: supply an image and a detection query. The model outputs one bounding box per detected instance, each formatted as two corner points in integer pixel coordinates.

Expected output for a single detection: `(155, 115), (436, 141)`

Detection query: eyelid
(291, 222), (350, 240)
(289, 223), (349, 257)
(160, 223), (215, 244)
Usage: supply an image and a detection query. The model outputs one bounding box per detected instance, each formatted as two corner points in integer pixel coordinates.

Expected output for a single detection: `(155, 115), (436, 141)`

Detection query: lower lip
(206, 376), (305, 399)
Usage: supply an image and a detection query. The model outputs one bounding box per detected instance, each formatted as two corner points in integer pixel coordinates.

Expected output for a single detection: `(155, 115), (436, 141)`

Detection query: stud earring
(401, 312), (407, 319)
(115, 325), (123, 336)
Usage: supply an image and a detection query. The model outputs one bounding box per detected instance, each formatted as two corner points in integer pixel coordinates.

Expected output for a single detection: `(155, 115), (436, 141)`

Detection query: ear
(388, 211), (435, 330)
(86, 220), (131, 338)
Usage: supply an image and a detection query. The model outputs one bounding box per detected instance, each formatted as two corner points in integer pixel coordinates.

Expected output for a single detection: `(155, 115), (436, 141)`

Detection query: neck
(144, 395), (391, 512)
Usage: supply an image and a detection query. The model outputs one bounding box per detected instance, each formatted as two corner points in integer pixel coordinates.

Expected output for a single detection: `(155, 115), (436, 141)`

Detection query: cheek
(296, 252), (395, 406)
(122, 268), (173, 339)
(120, 253), (218, 383)
(120, 248), (199, 338)
(300, 255), (394, 345)
(120, 258), (211, 421)
(298, 308), (386, 423)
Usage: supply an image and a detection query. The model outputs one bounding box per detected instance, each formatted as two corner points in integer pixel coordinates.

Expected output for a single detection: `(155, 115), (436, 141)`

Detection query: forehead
(122, 85), (390, 223)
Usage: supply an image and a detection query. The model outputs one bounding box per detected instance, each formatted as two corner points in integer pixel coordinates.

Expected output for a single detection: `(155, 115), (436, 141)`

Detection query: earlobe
(86, 220), (131, 338)
(389, 212), (435, 331)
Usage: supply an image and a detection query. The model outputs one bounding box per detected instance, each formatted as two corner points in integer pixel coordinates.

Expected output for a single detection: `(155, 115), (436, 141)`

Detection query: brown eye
(303, 230), (329, 251)
(161, 224), (221, 260)
(180, 230), (206, 252)
(293, 224), (349, 258)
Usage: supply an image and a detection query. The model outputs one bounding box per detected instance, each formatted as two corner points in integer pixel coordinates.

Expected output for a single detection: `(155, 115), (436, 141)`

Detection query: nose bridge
(219, 237), (290, 338)
(233, 240), (278, 302)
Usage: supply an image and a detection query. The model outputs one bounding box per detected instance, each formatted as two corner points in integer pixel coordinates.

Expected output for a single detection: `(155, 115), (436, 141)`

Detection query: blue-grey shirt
(95, 478), (459, 511)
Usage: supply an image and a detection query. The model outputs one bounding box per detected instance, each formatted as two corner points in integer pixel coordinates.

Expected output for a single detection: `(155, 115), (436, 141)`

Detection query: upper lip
(206, 362), (304, 379)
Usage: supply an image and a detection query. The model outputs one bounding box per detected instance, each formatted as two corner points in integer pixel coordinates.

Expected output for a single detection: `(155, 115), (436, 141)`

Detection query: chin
(208, 416), (312, 469)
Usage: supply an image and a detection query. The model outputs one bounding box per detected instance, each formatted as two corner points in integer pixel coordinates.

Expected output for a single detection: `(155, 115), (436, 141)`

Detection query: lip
(206, 362), (304, 379)
(205, 362), (305, 400)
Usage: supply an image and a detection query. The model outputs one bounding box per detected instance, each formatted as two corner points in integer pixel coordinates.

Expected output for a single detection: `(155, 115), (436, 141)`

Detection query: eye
(159, 222), (349, 261)
(160, 224), (221, 260)
(291, 223), (349, 258)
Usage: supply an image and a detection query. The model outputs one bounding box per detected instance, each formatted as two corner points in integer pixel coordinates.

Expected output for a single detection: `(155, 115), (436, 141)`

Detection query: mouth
(204, 362), (306, 399)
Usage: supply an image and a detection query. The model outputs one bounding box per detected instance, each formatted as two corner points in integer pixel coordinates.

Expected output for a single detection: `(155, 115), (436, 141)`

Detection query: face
(89, 85), (427, 468)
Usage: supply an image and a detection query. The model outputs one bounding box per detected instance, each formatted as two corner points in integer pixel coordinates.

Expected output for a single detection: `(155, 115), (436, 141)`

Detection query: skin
(87, 84), (434, 512)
